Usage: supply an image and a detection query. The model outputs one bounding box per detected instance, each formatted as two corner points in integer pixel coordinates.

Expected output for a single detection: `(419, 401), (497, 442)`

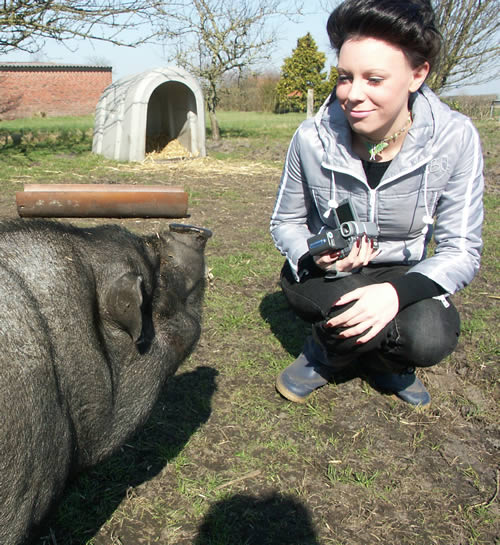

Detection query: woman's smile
(346, 109), (374, 120)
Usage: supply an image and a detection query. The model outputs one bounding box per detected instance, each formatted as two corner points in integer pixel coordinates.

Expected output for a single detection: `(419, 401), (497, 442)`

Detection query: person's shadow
(35, 366), (218, 545)
(259, 291), (311, 357)
(259, 291), (363, 384)
(193, 492), (320, 545)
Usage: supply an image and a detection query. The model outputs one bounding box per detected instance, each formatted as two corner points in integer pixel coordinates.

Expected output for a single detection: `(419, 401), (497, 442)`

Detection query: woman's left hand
(325, 283), (399, 344)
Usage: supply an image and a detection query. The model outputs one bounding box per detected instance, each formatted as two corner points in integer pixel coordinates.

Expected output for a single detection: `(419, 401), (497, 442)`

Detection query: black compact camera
(307, 198), (379, 258)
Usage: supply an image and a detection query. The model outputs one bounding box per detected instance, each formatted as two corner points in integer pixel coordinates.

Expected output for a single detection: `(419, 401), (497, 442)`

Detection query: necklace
(363, 113), (412, 161)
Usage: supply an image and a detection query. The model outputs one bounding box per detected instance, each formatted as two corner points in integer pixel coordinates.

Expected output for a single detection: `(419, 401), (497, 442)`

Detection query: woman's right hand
(313, 235), (380, 273)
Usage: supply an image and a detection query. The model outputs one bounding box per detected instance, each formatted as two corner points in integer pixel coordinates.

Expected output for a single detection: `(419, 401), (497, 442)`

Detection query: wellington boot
(369, 369), (431, 407)
(276, 337), (353, 403)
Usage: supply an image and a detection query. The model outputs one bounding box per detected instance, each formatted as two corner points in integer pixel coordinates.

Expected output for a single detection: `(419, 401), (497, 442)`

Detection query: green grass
(207, 110), (306, 139)
(0, 114), (110, 187)
(0, 114), (94, 133)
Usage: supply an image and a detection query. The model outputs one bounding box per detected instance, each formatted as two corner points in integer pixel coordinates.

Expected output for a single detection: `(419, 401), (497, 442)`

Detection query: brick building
(0, 62), (112, 120)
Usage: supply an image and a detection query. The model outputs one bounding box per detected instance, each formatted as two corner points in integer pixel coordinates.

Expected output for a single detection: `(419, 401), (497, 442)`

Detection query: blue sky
(1, 1), (498, 96)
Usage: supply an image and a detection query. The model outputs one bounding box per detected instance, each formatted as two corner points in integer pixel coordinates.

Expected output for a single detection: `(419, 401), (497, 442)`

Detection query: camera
(307, 198), (379, 258)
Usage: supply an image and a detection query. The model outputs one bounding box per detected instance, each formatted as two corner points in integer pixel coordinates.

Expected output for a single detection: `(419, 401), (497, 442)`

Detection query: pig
(0, 218), (211, 545)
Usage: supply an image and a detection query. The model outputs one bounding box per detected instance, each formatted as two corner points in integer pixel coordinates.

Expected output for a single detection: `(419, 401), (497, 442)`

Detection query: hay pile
(146, 137), (195, 160)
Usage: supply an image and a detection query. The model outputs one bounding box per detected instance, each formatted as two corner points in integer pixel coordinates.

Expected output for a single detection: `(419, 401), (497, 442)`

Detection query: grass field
(0, 110), (498, 545)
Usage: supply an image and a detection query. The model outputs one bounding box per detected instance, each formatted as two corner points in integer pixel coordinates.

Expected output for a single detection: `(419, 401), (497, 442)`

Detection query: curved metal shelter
(92, 66), (206, 162)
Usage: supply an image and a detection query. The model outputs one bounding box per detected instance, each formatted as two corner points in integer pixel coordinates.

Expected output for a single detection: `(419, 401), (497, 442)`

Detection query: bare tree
(0, 0), (168, 54)
(428, 0), (499, 92)
(319, 0), (499, 94)
(160, 0), (303, 140)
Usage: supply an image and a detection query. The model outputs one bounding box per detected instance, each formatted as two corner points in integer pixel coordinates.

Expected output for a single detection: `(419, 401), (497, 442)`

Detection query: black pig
(0, 219), (211, 544)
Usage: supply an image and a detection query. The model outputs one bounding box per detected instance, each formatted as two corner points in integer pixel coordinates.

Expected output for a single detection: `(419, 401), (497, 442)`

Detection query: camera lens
(340, 222), (354, 237)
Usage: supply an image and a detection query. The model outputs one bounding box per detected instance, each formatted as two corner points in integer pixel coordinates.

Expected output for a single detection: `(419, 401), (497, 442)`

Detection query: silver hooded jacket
(270, 86), (484, 294)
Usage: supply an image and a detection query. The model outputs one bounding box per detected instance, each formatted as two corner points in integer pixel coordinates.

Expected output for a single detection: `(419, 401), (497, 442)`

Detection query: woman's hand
(326, 283), (399, 344)
(313, 235), (380, 272)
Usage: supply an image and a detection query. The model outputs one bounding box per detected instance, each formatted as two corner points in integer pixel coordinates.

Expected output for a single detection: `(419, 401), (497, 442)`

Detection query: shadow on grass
(259, 291), (365, 385)
(35, 366), (218, 545)
(193, 492), (320, 545)
(259, 291), (310, 358)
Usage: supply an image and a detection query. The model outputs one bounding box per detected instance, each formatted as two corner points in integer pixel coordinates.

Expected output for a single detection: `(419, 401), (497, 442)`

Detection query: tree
(160, 0), (303, 140)
(320, 0), (499, 94)
(427, 0), (499, 92)
(275, 33), (337, 113)
(0, 0), (164, 54)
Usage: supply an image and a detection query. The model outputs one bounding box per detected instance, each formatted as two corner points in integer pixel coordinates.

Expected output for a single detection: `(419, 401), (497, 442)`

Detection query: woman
(270, 0), (484, 407)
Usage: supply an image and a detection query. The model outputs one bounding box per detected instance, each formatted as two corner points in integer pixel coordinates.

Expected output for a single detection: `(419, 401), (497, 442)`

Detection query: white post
(307, 88), (314, 118)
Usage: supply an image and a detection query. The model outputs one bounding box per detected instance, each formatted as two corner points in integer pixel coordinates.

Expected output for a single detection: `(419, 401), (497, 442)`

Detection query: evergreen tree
(275, 33), (336, 113)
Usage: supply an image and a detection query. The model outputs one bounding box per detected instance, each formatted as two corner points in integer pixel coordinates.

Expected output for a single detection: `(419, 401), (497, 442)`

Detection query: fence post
(307, 89), (314, 118)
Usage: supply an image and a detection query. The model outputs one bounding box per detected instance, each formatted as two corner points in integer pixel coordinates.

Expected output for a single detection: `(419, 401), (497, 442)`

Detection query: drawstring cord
(421, 165), (434, 235)
(323, 171), (338, 219)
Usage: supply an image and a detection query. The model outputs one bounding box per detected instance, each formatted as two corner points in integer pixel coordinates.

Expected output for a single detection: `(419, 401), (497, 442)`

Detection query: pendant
(369, 141), (389, 161)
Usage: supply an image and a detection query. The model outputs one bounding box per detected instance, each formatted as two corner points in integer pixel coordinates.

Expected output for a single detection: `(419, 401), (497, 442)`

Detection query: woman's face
(336, 37), (429, 141)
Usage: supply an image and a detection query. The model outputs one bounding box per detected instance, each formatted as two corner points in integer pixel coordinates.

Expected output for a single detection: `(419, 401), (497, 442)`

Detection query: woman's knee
(280, 266), (374, 323)
(393, 298), (461, 367)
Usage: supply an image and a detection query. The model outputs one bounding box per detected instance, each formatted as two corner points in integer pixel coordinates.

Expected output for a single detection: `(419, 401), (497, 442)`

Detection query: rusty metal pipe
(16, 186), (188, 218)
(23, 184), (186, 193)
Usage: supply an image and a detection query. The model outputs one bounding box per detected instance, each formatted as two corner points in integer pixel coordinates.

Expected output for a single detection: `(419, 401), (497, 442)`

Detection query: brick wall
(0, 63), (112, 120)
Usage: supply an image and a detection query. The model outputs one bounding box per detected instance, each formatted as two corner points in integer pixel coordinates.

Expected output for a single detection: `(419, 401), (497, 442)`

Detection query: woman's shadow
(35, 366), (218, 544)
(194, 492), (320, 545)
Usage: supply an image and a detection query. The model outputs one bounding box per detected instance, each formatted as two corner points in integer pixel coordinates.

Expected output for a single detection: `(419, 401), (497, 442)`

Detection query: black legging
(280, 260), (460, 373)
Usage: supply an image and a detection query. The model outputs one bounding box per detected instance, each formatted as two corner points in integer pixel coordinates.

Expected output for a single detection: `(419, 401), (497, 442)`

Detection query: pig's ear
(105, 272), (144, 343)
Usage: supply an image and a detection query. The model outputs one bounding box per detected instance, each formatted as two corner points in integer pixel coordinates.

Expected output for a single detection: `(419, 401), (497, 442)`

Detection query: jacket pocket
(311, 188), (370, 229)
(377, 187), (441, 238)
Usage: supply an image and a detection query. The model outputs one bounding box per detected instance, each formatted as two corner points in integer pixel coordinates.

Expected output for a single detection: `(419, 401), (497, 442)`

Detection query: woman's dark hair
(327, 0), (442, 71)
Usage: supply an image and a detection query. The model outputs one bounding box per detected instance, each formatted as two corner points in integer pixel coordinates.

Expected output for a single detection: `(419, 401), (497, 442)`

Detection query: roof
(0, 62), (112, 72)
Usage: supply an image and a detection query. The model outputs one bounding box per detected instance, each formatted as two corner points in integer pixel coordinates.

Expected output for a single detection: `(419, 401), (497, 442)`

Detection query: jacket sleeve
(410, 118), (484, 293)
(270, 129), (315, 280)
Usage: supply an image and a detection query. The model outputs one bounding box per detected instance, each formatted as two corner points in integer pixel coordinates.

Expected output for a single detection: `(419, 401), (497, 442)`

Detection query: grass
(205, 110), (307, 162)
(208, 110), (306, 139)
(0, 114), (94, 132)
(1, 110), (498, 545)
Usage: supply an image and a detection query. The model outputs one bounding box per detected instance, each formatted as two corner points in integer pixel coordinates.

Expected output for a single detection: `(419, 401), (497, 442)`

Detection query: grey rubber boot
(276, 336), (349, 403)
(369, 369), (431, 407)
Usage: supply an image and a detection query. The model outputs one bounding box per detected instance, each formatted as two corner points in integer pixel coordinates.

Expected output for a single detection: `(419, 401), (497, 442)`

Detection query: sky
(1, 4), (331, 79)
(1, 1), (498, 96)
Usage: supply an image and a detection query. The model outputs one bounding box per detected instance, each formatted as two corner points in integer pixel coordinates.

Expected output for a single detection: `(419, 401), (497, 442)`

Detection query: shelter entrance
(146, 81), (197, 156)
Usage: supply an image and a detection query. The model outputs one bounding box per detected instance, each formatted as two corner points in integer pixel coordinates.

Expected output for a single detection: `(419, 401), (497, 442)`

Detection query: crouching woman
(270, 0), (484, 407)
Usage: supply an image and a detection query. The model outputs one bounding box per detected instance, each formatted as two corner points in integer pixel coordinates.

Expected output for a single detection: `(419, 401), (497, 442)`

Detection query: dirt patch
(1, 144), (498, 545)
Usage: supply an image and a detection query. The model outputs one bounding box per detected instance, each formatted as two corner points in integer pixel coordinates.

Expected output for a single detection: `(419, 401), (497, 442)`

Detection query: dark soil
(1, 138), (498, 545)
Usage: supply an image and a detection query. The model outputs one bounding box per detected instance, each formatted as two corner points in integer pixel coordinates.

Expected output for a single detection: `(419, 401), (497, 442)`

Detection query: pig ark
(0, 219), (211, 544)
